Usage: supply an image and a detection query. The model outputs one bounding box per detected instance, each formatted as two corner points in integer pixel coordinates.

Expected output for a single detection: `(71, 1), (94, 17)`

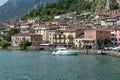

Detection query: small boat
(52, 47), (79, 56)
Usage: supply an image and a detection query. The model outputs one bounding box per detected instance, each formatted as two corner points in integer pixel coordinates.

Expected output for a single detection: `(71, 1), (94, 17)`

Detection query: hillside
(0, 0), (59, 22)
(0, 0), (119, 22)
(21, 0), (95, 22)
(21, 0), (120, 22)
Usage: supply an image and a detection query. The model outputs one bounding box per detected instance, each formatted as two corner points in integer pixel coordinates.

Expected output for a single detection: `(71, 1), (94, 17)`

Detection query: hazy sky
(0, 0), (8, 6)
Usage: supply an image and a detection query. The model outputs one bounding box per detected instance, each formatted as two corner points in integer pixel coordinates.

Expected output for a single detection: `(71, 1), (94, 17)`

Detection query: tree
(97, 39), (103, 49)
(0, 40), (9, 48)
(110, 3), (119, 10)
(4, 28), (20, 41)
(20, 0), (93, 22)
(9, 28), (20, 35)
(19, 40), (32, 49)
(90, 0), (98, 12)
(104, 38), (111, 46)
(4, 35), (11, 42)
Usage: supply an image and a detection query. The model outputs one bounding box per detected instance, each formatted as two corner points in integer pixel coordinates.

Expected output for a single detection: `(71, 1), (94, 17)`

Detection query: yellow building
(63, 30), (76, 44)
(34, 27), (49, 43)
(53, 30), (76, 47)
(74, 36), (85, 49)
(48, 30), (55, 44)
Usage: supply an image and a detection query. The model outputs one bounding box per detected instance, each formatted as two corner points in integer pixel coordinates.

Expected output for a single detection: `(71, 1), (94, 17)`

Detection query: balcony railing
(53, 36), (66, 39)
(85, 43), (94, 45)
(53, 42), (66, 44)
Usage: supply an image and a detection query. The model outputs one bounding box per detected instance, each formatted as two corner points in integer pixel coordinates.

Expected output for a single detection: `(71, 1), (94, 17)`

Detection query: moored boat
(52, 47), (79, 56)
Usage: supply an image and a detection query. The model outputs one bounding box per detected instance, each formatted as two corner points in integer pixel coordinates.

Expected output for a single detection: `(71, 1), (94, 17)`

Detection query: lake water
(0, 50), (120, 80)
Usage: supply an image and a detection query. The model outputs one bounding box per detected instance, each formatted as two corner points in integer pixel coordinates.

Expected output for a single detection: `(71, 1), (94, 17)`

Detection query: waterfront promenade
(5, 45), (120, 58)
(79, 49), (120, 57)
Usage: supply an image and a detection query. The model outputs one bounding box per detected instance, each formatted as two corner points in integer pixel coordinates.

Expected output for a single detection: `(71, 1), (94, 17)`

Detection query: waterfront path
(79, 50), (120, 57)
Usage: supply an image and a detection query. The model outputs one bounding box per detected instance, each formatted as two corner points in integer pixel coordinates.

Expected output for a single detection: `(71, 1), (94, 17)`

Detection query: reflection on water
(0, 50), (120, 80)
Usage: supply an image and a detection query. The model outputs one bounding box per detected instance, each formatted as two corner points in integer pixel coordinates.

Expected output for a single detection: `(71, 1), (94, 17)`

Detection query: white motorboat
(52, 47), (79, 56)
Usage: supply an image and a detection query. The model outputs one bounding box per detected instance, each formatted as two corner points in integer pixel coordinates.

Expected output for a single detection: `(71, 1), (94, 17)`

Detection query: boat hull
(52, 51), (79, 56)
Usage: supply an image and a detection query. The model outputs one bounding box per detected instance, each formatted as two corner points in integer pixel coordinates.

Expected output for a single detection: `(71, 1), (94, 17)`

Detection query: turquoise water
(0, 50), (120, 80)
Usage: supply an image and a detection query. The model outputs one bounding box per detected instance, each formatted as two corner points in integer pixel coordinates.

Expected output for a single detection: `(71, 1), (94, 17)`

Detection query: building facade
(114, 28), (120, 45)
(11, 33), (42, 47)
(53, 30), (76, 47)
(34, 27), (49, 43)
(111, 30), (118, 46)
(74, 37), (85, 49)
(48, 30), (55, 44)
(84, 28), (111, 49)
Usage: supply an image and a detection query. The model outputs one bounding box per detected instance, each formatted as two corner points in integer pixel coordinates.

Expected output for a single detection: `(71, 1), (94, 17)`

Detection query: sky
(0, 0), (8, 6)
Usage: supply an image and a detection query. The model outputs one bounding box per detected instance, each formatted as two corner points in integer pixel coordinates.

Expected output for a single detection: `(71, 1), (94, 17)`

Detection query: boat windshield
(56, 48), (66, 51)
(60, 49), (66, 51)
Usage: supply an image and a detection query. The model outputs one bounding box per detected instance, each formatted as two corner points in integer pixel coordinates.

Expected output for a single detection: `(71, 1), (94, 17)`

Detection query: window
(115, 38), (117, 41)
(111, 38), (114, 40)
(76, 40), (77, 42)
(112, 34), (114, 36)
(100, 31), (103, 34)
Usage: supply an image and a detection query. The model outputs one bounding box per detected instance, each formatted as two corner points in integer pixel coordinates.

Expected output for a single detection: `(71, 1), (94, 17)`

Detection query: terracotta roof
(85, 27), (111, 31)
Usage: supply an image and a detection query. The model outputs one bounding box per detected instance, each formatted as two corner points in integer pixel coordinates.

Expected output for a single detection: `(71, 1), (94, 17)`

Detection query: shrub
(0, 40), (9, 48)
(19, 40), (32, 49)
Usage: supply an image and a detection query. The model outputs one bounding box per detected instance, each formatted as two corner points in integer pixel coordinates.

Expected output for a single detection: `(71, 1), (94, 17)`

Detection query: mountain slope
(21, 0), (94, 22)
(0, 0), (58, 22)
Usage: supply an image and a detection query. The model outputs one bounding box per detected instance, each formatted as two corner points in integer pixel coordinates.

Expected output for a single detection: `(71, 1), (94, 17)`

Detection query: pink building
(84, 28), (111, 49)
(114, 28), (120, 45)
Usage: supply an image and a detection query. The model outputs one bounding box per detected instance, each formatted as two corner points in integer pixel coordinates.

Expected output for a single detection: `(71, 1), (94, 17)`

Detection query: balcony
(68, 35), (73, 39)
(85, 43), (94, 45)
(68, 42), (73, 44)
(53, 42), (66, 44)
(53, 36), (66, 39)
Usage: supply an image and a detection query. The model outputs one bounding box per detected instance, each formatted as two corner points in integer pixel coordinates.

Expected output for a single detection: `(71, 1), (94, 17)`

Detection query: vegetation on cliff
(21, 0), (96, 22)
(110, 3), (119, 10)
(21, 0), (120, 22)
(4, 28), (20, 41)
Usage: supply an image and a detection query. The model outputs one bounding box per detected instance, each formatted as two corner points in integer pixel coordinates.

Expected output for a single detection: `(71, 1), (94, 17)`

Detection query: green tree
(0, 40), (9, 48)
(19, 40), (32, 49)
(104, 38), (111, 46)
(97, 39), (103, 49)
(4, 28), (20, 41)
(8, 28), (20, 35)
(90, 0), (98, 12)
(110, 3), (119, 10)
(21, 0), (94, 22)
(4, 35), (11, 42)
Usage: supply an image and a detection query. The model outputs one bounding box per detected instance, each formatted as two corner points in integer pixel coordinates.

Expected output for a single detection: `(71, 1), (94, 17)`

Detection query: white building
(111, 31), (118, 46)
(59, 24), (70, 30)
